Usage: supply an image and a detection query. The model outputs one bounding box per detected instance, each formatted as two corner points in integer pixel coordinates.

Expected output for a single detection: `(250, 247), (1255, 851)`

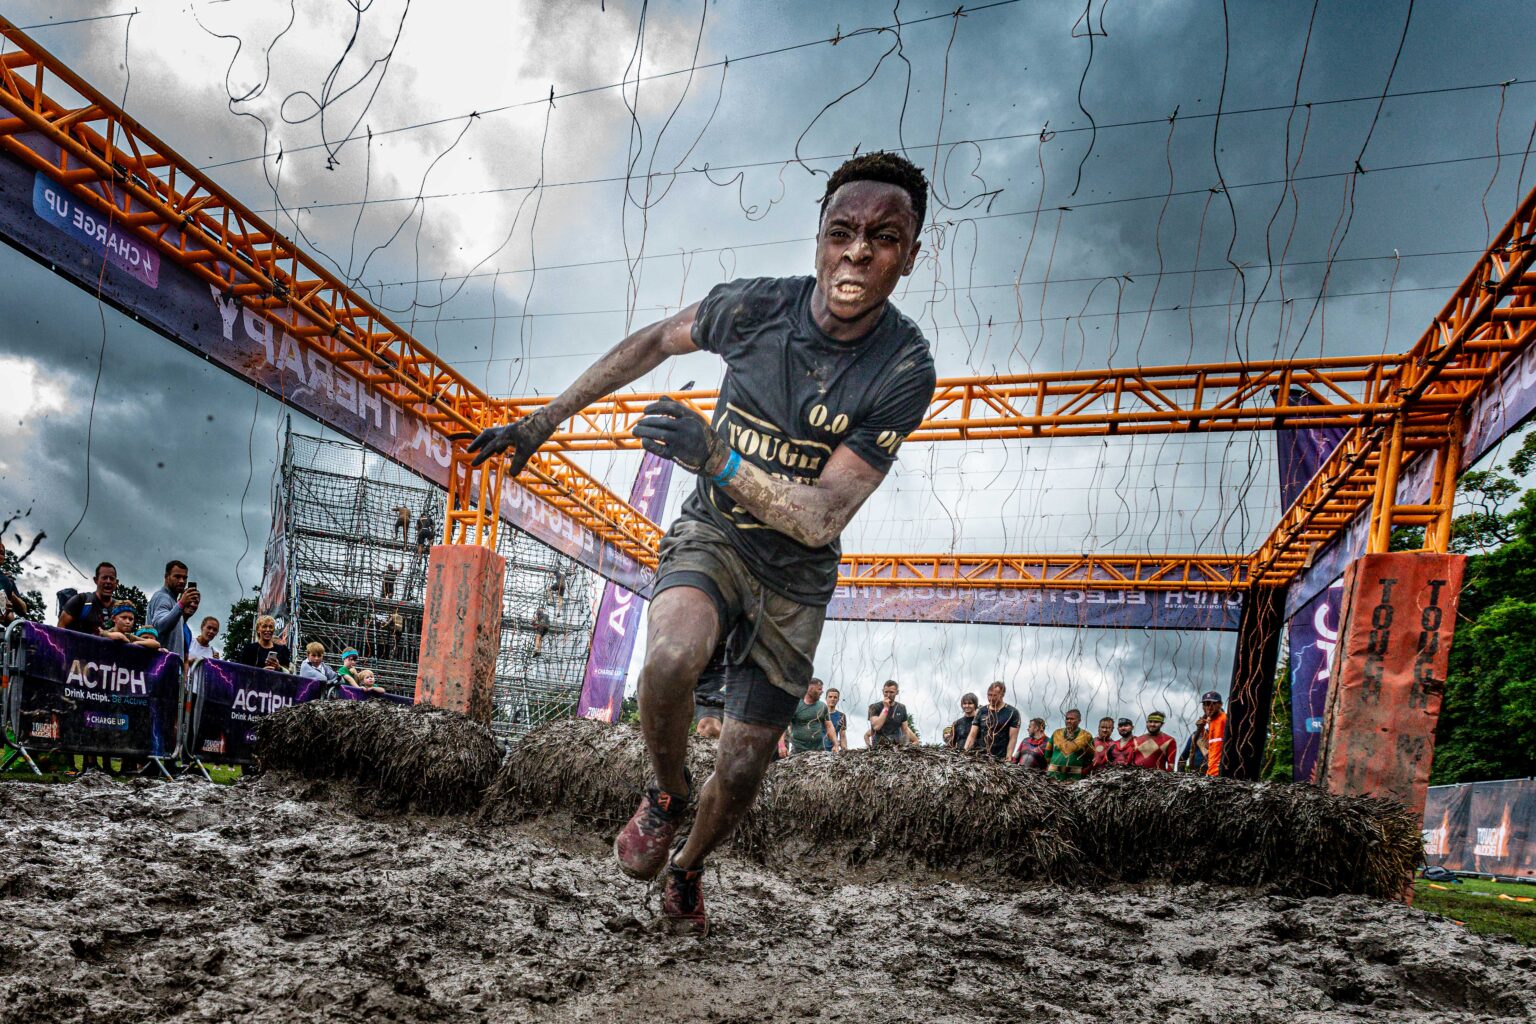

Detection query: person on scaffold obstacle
(469, 152), (937, 935)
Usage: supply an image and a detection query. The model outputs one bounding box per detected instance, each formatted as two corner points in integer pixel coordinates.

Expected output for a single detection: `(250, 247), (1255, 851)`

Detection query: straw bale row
(255, 700), (500, 813)
(255, 706), (1423, 897)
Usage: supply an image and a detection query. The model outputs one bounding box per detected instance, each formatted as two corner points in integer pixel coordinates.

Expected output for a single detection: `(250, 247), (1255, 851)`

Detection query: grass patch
(0, 751), (243, 784)
(1414, 876), (1536, 946)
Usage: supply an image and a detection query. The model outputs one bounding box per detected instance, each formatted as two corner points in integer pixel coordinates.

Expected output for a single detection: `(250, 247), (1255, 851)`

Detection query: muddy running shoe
(660, 859), (709, 937)
(614, 785), (690, 880)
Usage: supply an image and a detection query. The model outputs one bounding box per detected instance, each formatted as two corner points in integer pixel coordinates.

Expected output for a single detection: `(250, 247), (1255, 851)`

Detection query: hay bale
(741, 746), (1081, 881)
(255, 700), (500, 814)
(480, 718), (717, 825)
(1066, 768), (1422, 898)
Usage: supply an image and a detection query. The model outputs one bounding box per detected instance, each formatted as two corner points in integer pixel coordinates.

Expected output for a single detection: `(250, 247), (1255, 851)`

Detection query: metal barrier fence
(1423, 778), (1536, 880)
(2, 621), (408, 778)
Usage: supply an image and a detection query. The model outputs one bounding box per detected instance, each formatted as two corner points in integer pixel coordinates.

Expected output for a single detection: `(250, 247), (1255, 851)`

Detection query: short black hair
(820, 151), (928, 233)
(93, 562), (116, 578)
(165, 559), (188, 575)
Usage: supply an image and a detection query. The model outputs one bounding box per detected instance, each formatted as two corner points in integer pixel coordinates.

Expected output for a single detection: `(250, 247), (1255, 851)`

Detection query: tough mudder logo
(719, 404), (831, 479)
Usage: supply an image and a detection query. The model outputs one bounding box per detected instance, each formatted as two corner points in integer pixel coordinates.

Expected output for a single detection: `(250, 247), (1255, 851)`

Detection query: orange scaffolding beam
(838, 553), (1248, 591)
(1250, 185), (1536, 584)
(0, 16), (659, 565)
(497, 354), (1427, 450)
(3, 16), (1532, 596)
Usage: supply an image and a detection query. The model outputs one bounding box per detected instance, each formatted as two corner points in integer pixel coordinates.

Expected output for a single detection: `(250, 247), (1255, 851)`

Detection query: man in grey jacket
(147, 559), (200, 660)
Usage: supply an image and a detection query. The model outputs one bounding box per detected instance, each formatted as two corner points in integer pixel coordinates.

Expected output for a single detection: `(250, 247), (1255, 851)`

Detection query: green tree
(1261, 662), (1294, 782)
(226, 593), (258, 656)
(0, 546), (45, 621)
(113, 582), (150, 623)
(1432, 487), (1536, 783)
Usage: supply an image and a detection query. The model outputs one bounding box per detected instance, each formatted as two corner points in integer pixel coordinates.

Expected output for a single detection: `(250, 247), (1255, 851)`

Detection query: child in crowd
(298, 641), (338, 684)
(101, 603), (161, 650)
(355, 667), (387, 696)
(336, 648), (360, 683)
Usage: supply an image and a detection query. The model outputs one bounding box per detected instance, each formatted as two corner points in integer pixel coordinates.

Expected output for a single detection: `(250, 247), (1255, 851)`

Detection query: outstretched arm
(468, 304), (701, 469)
(634, 400), (889, 549)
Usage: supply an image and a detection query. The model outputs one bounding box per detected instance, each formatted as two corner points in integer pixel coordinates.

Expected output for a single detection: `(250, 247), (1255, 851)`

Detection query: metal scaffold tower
(276, 428), (595, 736)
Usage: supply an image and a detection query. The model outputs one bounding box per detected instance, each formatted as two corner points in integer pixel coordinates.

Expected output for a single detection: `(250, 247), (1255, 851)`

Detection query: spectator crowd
(52, 558), (385, 692)
(772, 677), (1229, 778)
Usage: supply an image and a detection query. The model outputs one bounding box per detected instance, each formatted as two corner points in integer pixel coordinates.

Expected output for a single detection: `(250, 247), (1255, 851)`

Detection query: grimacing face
(1065, 711), (1082, 731)
(813, 181), (920, 332)
(883, 683), (898, 701)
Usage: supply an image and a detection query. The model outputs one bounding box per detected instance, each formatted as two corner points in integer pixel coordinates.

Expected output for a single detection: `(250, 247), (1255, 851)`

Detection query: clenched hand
(631, 397), (728, 474)
(467, 411), (556, 471)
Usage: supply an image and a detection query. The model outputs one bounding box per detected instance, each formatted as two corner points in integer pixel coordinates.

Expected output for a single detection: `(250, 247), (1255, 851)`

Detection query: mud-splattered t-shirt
(682, 276), (936, 606)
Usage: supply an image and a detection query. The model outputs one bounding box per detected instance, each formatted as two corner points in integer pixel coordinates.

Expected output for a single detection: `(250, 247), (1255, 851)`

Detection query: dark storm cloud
(2, 0), (1532, 725)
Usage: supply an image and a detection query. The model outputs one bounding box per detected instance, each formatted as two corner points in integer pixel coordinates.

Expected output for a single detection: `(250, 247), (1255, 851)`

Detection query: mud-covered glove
(467, 410), (555, 471)
(631, 396), (729, 475)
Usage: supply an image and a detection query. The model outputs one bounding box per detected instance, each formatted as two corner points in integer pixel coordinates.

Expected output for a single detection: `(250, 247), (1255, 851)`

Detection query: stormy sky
(2, 0), (1533, 741)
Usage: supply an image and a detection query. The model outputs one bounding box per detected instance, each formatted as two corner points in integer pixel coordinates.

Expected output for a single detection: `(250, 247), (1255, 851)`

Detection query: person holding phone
(237, 615), (292, 672)
(148, 559), (199, 659)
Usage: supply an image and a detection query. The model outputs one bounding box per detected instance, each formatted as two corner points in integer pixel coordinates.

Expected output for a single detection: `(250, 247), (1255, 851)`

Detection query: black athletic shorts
(654, 519), (823, 730)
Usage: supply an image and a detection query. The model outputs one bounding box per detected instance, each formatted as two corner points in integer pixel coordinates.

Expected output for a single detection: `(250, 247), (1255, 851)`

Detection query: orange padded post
(415, 544), (505, 724)
(1315, 552), (1466, 819)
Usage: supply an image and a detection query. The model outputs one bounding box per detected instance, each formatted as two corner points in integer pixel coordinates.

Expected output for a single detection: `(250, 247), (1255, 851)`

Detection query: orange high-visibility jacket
(1204, 710), (1227, 777)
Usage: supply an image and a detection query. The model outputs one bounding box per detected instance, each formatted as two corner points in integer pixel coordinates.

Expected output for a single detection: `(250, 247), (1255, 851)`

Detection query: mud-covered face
(1098, 720), (1114, 741)
(1066, 711), (1082, 732)
(883, 683), (898, 702)
(805, 681), (823, 702)
(987, 685), (1005, 708)
(812, 181), (921, 338)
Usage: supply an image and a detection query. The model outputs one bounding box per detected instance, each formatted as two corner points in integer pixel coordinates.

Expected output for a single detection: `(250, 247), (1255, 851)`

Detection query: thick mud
(1, 773), (1530, 1023)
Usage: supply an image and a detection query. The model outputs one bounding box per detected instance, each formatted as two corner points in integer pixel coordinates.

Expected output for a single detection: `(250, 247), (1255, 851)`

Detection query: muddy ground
(1, 773), (1530, 1024)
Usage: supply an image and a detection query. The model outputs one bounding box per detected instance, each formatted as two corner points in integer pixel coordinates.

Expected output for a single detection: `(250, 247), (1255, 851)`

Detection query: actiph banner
(192, 659), (328, 765)
(1423, 779), (1536, 880)
(825, 585), (1243, 631)
(1276, 389), (1349, 781)
(0, 141), (652, 594)
(577, 453), (675, 721)
(1316, 552), (1465, 816)
(9, 622), (181, 758)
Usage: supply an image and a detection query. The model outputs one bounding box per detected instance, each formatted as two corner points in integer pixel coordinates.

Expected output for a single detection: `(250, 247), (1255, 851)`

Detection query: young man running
(469, 152), (936, 935)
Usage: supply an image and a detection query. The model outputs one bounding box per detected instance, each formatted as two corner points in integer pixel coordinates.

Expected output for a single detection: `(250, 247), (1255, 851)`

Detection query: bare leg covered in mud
(673, 719), (778, 871)
(635, 587), (719, 798)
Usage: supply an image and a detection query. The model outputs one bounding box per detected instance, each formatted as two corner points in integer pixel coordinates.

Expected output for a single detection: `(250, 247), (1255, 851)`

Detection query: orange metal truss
(838, 553), (1248, 591)
(499, 354), (1426, 450)
(1249, 186), (1536, 584)
(2, 17), (1533, 596)
(0, 17), (659, 564)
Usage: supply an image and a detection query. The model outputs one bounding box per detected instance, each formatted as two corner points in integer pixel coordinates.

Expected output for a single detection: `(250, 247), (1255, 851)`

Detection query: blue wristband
(710, 450), (741, 488)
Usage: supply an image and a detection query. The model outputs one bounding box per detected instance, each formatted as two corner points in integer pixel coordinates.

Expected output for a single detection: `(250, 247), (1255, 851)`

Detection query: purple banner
(0, 139), (651, 595)
(31, 172), (159, 288)
(1275, 389), (1349, 780)
(193, 659), (330, 765)
(1287, 582), (1342, 782)
(826, 585), (1243, 630)
(8, 622), (181, 758)
(577, 453), (675, 721)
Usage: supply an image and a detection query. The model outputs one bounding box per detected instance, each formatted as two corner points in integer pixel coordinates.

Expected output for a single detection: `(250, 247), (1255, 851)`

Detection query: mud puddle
(1, 774), (1530, 1023)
